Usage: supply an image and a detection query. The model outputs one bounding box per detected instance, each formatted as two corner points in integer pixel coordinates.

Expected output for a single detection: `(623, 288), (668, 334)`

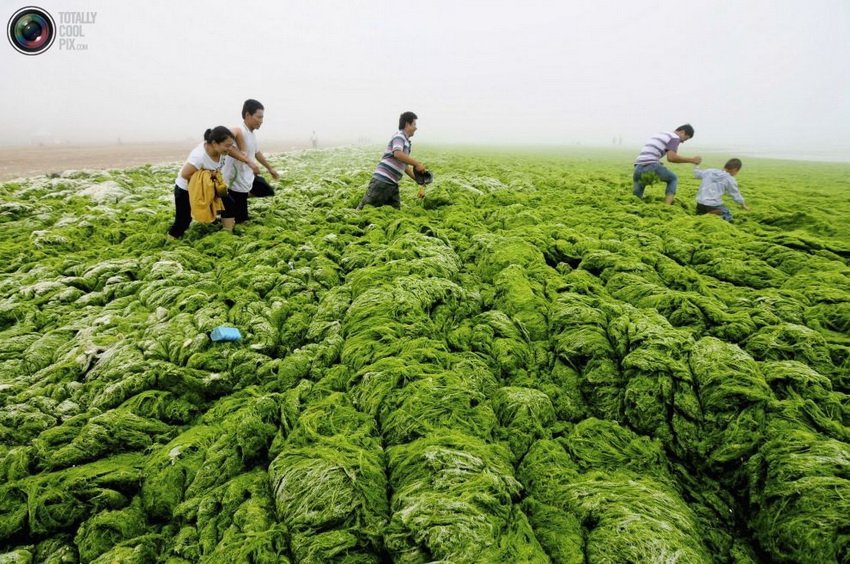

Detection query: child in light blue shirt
(694, 158), (750, 221)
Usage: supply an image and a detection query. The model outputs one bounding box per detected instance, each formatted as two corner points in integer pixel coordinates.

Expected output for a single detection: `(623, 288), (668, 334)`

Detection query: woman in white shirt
(167, 126), (237, 239)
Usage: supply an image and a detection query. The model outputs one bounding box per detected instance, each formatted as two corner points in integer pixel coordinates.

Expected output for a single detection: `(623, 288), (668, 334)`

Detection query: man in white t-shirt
(223, 99), (280, 223)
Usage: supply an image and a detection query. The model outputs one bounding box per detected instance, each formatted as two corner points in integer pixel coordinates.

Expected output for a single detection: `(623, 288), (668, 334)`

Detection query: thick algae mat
(1, 147), (849, 562)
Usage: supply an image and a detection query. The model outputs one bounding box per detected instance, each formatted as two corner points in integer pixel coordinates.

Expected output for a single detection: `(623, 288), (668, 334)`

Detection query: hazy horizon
(2, 1), (849, 156)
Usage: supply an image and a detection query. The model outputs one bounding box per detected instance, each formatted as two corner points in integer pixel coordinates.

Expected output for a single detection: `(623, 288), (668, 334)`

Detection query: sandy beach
(0, 141), (311, 183)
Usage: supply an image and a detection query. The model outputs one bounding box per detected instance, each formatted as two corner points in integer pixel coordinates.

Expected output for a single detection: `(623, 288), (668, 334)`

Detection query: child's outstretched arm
(726, 179), (749, 210)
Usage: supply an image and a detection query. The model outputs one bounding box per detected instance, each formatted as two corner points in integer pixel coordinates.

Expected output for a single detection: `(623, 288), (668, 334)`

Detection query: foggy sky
(2, 0), (849, 155)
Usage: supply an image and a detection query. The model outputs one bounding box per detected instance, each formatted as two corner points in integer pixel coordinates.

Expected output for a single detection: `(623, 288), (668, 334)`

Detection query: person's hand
(692, 155), (703, 165)
(249, 161), (261, 175)
(269, 168), (280, 181)
(414, 163), (426, 173)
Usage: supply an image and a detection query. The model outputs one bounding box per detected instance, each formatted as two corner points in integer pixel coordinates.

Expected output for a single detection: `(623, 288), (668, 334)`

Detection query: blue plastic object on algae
(210, 326), (242, 342)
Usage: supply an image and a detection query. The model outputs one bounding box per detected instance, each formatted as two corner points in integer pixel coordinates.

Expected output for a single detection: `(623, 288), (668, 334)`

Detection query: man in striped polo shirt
(633, 124), (702, 205)
(357, 111), (428, 209)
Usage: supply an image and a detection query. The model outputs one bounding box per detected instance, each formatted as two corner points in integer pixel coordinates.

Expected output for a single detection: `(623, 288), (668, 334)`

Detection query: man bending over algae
(633, 124), (702, 204)
(222, 99), (280, 224)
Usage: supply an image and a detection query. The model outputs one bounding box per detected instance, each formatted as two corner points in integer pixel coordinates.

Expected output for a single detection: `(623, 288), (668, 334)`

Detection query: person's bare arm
(393, 150), (425, 172)
(179, 162), (198, 182)
(255, 151), (280, 180)
(667, 150), (702, 165)
(231, 127), (246, 152)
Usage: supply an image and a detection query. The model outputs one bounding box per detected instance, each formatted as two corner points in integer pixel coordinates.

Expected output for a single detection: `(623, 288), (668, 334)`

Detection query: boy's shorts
(696, 203), (733, 221)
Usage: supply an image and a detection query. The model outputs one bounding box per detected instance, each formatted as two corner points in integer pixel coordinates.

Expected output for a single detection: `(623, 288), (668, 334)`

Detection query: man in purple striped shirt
(357, 111), (428, 209)
(633, 124), (702, 205)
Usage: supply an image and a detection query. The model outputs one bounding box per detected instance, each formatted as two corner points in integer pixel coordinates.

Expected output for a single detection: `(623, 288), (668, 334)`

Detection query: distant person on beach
(167, 126), (236, 239)
(222, 99), (280, 223)
(695, 158), (750, 221)
(633, 124), (702, 204)
(357, 111), (428, 209)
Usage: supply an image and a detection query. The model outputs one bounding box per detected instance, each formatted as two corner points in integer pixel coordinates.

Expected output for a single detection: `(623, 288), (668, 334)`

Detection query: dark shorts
(357, 176), (400, 209)
(230, 190), (250, 223)
(696, 203), (730, 215)
(230, 176), (275, 223)
(696, 202), (733, 221)
(167, 185), (235, 238)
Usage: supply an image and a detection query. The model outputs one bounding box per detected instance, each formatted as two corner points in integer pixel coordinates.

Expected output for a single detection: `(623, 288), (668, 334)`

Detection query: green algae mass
(1, 147), (849, 562)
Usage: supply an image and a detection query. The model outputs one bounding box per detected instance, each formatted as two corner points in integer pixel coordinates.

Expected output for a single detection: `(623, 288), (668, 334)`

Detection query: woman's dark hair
(204, 126), (235, 144)
(399, 111), (418, 130)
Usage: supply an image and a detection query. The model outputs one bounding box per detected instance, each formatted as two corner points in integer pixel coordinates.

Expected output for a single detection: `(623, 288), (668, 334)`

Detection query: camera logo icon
(7, 6), (55, 55)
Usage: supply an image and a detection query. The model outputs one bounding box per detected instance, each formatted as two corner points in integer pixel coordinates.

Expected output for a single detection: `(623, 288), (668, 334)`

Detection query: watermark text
(57, 11), (96, 51)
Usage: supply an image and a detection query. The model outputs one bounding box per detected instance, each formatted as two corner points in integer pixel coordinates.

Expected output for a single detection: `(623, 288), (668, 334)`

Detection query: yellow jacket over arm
(188, 170), (226, 223)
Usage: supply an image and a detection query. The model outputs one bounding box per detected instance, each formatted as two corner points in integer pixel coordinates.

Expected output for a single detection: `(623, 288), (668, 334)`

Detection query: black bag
(250, 175), (275, 197)
(414, 170), (433, 185)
